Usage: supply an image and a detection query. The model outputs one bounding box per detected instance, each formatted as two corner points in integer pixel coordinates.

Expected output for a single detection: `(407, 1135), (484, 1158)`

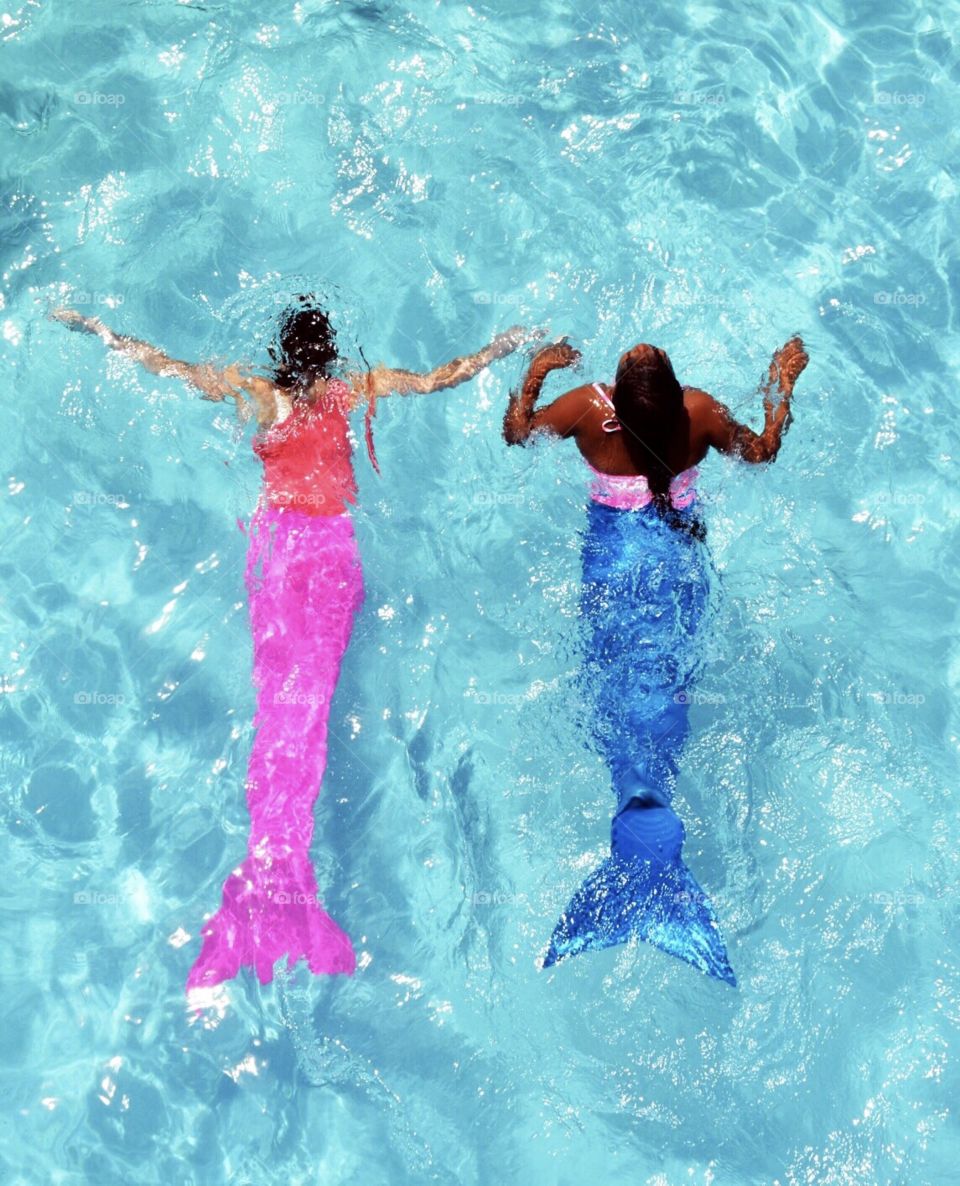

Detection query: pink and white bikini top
(587, 382), (699, 511)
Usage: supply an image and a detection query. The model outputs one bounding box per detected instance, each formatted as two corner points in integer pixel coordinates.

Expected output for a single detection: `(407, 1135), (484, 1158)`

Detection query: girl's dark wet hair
(612, 345), (685, 499)
(613, 345), (703, 538)
(268, 296), (339, 391)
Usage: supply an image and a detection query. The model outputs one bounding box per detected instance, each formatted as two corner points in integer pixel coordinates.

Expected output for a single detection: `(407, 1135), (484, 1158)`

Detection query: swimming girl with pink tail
(52, 300), (529, 993)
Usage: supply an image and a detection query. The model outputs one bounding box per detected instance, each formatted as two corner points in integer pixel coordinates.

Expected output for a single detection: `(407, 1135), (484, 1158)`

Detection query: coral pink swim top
(587, 382), (699, 511)
(252, 378), (359, 516)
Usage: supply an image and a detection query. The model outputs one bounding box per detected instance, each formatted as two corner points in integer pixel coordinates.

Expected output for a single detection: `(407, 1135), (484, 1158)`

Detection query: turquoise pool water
(2, 2), (959, 1183)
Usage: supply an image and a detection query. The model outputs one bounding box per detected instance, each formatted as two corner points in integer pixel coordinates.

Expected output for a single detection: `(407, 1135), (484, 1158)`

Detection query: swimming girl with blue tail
(504, 334), (809, 986)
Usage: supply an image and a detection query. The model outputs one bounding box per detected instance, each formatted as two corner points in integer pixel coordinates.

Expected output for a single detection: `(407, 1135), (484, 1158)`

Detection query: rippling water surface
(2, 2), (958, 1183)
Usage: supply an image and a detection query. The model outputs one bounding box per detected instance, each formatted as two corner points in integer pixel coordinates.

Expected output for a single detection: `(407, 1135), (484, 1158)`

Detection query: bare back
(504, 336), (807, 467)
(536, 382), (718, 478)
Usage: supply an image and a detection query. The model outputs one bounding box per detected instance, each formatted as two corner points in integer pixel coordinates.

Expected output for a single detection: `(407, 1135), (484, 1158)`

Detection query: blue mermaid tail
(544, 500), (735, 986)
(544, 784), (736, 984)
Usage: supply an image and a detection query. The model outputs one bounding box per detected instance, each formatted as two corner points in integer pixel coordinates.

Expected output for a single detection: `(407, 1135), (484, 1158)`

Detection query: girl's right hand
(531, 335), (581, 373)
(493, 325), (543, 356)
(50, 308), (101, 334)
(769, 336), (808, 394)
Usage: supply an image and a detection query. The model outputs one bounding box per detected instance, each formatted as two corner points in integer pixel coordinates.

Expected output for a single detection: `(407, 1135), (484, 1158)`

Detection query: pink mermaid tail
(187, 504), (364, 992)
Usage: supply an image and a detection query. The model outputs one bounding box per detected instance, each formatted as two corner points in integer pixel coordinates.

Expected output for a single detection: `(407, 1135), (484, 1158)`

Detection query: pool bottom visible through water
(1, 1), (959, 1184)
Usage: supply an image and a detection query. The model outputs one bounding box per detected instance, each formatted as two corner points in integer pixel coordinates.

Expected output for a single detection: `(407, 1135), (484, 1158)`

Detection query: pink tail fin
(188, 506), (364, 997)
(186, 850), (355, 992)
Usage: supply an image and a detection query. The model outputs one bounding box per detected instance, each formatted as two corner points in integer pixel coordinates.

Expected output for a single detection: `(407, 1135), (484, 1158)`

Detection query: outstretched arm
(503, 338), (583, 445)
(49, 308), (274, 421)
(352, 325), (535, 400)
(704, 336), (808, 463)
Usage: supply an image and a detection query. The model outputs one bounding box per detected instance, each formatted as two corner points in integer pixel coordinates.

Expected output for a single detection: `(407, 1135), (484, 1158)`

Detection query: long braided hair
(612, 344), (703, 538)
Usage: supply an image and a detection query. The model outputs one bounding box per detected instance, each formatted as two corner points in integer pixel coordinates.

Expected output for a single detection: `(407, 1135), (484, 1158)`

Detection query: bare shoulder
(554, 380), (604, 410)
(582, 379), (608, 398)
(543, 381), (597, 417)
(222, 364), (273, 396)
(682, 384), (726, 428)
(563, 380), (596, 397)
(559, 380), (611, 420)
(529, 381), (596, 439)
(681, 384), (715, 408)
(223, 365), (280, 427)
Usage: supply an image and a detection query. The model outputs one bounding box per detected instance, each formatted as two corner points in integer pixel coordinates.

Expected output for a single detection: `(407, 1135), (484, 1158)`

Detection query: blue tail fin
(543, 791), (736, 986)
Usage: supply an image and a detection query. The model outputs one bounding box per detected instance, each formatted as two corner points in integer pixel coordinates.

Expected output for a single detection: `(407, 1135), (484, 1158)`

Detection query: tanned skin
(503, 337), (809, 476)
